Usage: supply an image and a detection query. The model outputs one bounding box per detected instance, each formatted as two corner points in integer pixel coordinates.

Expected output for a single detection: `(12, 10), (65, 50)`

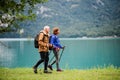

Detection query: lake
(0, 38), (120, 69)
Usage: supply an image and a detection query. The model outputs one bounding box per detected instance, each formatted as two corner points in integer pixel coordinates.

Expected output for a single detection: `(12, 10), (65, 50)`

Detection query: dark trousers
(34, 52), (49, 70)
(51, 49), (60, 69)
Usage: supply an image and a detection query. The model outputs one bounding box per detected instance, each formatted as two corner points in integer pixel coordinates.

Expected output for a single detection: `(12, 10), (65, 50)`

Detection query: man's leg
(44, 52), (52, 73)
(33, 52), (44, 73)
(44, 52), (49, 71)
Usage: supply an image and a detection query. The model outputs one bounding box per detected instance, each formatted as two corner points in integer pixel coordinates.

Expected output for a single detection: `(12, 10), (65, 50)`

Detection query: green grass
(0, 66), (120, 80)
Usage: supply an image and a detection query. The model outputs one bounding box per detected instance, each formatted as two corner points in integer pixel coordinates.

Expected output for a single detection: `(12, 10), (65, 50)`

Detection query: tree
(0, 0), (48, 33)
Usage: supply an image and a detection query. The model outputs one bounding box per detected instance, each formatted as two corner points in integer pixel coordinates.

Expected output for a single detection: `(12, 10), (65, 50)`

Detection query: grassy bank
(0, 66), (120, 80)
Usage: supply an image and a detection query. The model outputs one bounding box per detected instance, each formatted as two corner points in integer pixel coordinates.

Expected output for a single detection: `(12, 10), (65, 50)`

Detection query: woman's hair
(53, 27), (59, 35)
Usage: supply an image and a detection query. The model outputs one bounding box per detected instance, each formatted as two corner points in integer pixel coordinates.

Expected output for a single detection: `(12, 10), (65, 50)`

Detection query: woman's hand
(56, 47), (60, 51)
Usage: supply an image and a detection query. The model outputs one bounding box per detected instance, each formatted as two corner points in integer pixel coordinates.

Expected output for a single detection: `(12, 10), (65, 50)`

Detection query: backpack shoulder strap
(39, 31), (47, 36)
(39, 31), (47, 41)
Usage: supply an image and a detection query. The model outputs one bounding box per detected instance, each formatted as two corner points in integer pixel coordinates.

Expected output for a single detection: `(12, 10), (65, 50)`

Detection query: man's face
(46, 27), (50, 33)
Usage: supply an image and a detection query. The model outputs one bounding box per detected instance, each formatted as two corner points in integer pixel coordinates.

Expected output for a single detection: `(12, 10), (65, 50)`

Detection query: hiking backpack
(34, 32), (53, 50)
(34, 33), (39, 48)
(34, 31), (46, 48)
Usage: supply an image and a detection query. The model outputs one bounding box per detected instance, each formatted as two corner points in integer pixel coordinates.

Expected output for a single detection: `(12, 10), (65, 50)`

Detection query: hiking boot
(48, 65), (53, 70)
(44, 70), (52, 74)
(57, 69), (63, 72)
(33, 67), (37, 74)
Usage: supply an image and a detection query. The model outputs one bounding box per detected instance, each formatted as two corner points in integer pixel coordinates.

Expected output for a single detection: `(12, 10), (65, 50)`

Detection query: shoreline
(0, 37), (120, 41)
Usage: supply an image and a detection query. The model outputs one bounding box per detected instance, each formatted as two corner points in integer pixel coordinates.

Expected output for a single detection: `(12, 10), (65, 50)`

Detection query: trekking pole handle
(62, 46), (65, 50)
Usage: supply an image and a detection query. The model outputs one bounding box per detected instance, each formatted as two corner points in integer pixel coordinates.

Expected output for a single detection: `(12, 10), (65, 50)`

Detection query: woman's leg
(53, 49), (59, 70)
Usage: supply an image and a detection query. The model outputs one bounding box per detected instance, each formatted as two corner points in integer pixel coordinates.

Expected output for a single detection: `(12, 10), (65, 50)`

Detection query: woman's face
(57, 30), (60, 35)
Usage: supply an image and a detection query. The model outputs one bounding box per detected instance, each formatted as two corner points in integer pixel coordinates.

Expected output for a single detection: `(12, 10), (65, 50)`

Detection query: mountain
(0, 0), (120, 38)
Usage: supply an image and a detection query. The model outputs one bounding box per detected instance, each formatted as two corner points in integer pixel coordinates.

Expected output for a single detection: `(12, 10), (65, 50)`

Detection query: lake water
(0, 38), (120, 69)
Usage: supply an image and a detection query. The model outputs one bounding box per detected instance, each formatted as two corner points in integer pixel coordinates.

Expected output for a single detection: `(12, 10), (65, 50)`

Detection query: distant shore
(0, 37), (120, 41)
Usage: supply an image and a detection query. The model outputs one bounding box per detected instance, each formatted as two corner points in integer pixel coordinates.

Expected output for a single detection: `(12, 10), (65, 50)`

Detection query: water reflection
(0, 38), (120, 69)
(0, 41), (15, 67)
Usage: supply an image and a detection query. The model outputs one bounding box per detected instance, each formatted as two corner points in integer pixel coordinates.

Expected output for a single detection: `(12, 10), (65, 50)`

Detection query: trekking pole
(49, 46), (65, 63)
(49, 50), (54, 63)
(59, 46), (65, 62)
(49, 55), (54, 63)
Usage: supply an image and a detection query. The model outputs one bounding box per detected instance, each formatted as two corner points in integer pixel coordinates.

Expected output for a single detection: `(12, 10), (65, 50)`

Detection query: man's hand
(46, 43), (52, 48)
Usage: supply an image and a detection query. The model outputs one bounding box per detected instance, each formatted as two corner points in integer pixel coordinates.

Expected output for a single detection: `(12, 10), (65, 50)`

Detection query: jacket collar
(40, 30), (49, 36)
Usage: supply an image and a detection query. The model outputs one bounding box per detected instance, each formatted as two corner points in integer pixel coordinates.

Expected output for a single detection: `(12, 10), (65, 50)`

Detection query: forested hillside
(0, 0), (120, 38)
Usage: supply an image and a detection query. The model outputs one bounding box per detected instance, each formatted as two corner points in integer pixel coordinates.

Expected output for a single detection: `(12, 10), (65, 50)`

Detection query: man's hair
(44, 25), (50, 30)
(53, 27), (59, 35)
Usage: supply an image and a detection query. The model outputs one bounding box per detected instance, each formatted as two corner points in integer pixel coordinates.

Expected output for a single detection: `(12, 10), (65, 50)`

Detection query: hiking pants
(34, 52), (49, 71)
(51, 48), (60, 69)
